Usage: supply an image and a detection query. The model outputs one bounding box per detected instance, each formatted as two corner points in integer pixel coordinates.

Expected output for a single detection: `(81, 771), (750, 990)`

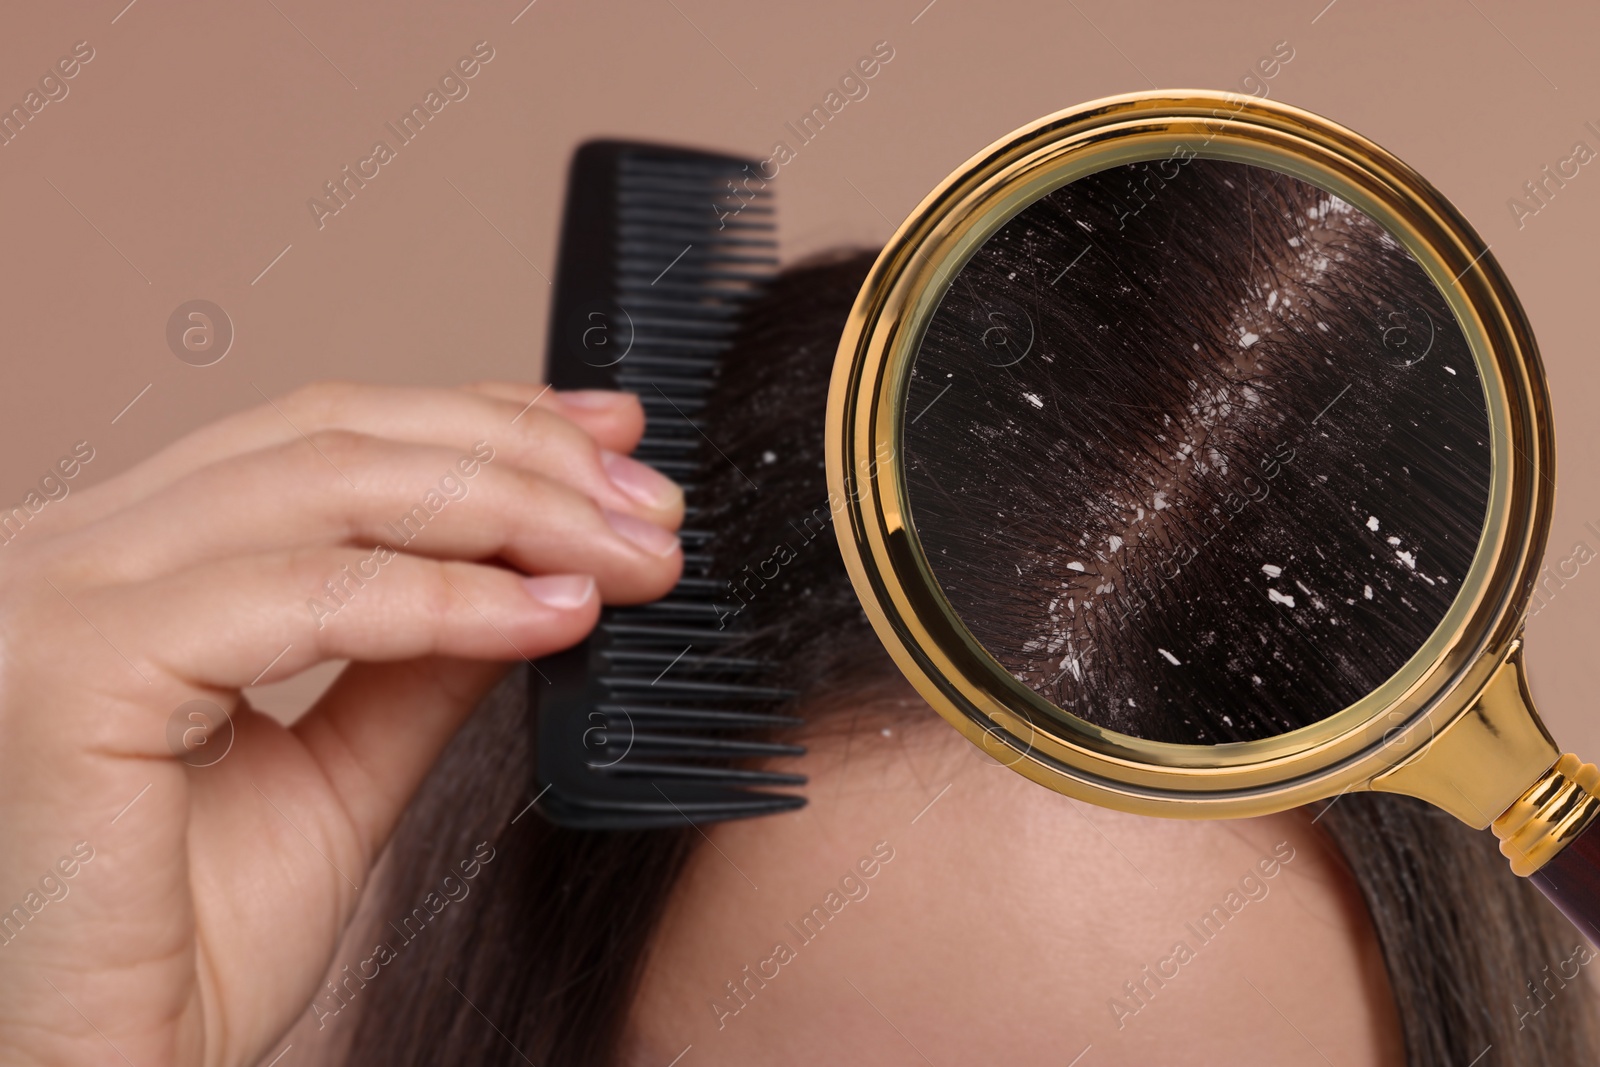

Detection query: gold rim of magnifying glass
(825, 90), (1554, 819)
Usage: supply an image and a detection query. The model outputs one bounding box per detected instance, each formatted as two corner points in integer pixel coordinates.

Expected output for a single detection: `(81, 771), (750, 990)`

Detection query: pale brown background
(3, 0), (1599, 756)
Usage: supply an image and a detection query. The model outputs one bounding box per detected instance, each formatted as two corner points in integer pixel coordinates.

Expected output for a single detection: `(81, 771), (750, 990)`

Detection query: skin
(628, 708), (1405, 1066)
(0, 382), (684, 1067)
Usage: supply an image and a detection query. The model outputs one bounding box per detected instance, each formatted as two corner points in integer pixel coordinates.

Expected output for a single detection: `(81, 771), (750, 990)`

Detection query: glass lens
(902, 158), (1492, 745)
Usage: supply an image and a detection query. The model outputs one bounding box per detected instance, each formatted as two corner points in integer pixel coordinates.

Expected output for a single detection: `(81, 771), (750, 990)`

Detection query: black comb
(530, 141), (806, 829)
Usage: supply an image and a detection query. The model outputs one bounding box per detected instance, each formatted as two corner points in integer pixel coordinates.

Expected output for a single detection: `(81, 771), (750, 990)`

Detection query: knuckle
(301, 427), (371, 470)
(284, 546), (338, 599)
(519, 403), (586, 448)
(282, 380), (359, 424)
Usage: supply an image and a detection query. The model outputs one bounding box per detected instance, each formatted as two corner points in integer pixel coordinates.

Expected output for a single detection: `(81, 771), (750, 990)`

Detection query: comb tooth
(617, 230), (778, 251)
(602, 657), (772, 676)
(615, 177), (769, 193)
(597, 704), (803, 728)
(619, 245), (780, 268)
(624, 733), (806, 758)
(639, 387), (707, 403)
(661, 577), (725, 595)
(600, 623), (737, 642)
(603, 676), (794, 699)
(621, 595), (723, 612)
(615, 165), (763, 180)
(616, 234), (776, 253)
(616, 372), (713, 392)
(616, 259), (775, 284)
(641, 426), (704, 445)
(610, 295), (749, 317)
(604, 762), (808, 786)
(623, 339), (733, 355)
(602, 650), (769, 670)
(617, 213), (775, 231)
(636, 391), (707, 409)
(613, 212), (776, 234)
(618, 282), (763, 302)
(622, 200), (753, 212)
(614, 199), (777, 223)
(632, 397), (708, 415)
(615, 156), (743, 169)
(616, 177), (754, 195)
(604, 614), (723, 634)
(535, 787), (805, 831)
(639, 395), (706, 414)
(591, 631), (732, 651)
(625, 314), (743, 334)
(621, 338), (732, 354)
(616, 157), (749, 175)
(627, 362), (719, 381)
(635, 436), (703, 451)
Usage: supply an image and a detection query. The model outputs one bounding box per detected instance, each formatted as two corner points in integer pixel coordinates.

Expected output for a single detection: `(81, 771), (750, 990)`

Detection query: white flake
(1158, 648), (1181, 666)
(1268, 589), (1297, 607)
(1367, 516), (1379, 531)
(1261, 563), (1283, 578)
(1022, 392), (1044, 409)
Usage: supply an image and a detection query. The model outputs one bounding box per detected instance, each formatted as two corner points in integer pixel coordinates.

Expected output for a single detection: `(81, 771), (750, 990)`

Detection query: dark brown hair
(907, 158), (1490, 743)
(345, 237), (1598, 1066)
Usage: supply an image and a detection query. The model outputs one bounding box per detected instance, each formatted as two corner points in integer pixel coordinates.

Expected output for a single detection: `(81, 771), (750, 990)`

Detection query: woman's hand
(0, 382), (683, 1066)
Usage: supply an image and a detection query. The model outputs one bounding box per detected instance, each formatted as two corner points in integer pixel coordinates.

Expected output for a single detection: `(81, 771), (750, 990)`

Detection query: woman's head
(344, 196), (1596, 1066)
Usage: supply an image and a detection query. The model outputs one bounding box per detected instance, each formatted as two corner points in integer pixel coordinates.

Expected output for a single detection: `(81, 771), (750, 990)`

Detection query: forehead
(626, 725), (1397, 1064)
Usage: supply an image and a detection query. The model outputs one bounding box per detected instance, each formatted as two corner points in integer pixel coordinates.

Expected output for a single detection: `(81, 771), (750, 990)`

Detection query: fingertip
(521, 573), (596, 610)
(603, 508), (682, 558)
(557, 389), (645, 451)
(600, 450), (684, 520)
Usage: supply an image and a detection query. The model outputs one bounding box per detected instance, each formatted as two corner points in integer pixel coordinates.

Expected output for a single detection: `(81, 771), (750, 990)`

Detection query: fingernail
(521, 574), (595, 609)
(601, 450), (682, 509)
(559, 389), (630, 410)
(604, 508), (681, 557)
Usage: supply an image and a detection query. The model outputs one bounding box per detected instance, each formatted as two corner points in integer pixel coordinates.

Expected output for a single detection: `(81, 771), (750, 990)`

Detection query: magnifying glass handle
(1495, 754), (1600, 945)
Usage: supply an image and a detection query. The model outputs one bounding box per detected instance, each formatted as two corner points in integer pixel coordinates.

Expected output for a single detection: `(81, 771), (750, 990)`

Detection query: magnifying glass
(826, 91), (1600, 936)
